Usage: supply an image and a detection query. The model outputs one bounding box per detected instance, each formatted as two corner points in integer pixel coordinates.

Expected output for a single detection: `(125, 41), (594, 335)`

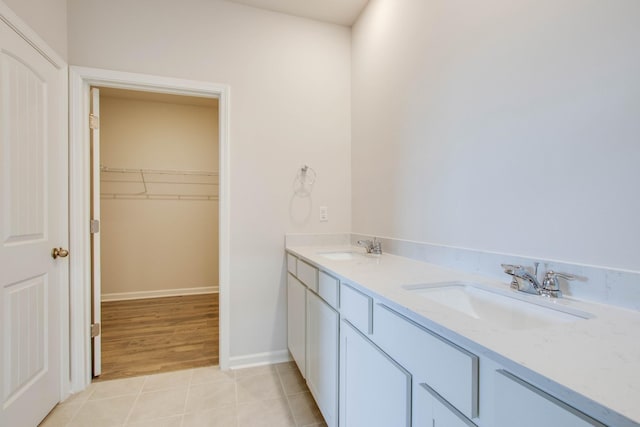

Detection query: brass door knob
(51, 247), (69, 259)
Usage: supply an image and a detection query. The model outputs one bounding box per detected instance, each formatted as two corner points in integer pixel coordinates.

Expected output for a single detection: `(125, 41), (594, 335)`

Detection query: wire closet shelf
(100, 166), (219, 201)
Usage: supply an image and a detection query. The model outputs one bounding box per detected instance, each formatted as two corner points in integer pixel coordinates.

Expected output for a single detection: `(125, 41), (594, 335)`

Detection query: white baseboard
(101, 286), (218, 302)
(229, 350), (292, 370)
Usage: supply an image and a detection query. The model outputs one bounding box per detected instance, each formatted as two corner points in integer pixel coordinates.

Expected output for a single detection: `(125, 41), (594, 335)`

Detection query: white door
(0, 17), (68, 427)
(90, 87), (102, 376)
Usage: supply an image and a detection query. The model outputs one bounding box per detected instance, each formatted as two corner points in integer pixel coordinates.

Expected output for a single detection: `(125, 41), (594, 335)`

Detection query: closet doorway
(91, 87), (220, 380)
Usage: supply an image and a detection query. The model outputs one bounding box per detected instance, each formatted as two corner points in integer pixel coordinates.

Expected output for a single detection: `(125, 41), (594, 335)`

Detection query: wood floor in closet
(97, 293), (218, 381)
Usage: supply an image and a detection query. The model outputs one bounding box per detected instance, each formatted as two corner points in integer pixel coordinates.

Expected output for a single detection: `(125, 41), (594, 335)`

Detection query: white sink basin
(403, 282), (593, 329)
(317, 251), (365, 261)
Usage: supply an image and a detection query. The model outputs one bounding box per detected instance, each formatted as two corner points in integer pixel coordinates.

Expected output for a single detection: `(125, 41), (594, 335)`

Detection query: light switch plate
(320, 206), (328, 222)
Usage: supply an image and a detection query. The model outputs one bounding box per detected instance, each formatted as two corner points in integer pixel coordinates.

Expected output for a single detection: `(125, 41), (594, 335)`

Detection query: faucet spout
(501, 263), (541, 295)
(512, 267), (541, 295)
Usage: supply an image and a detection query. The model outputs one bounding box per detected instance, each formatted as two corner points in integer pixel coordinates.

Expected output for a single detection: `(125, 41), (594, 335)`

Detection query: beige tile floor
(39, 363), (327, 427)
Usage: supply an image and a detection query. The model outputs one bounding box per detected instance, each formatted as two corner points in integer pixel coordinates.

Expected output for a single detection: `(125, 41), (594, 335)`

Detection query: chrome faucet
(501, 263), (577, 298)
(357, 237), (382, 255)
(501, 263), (541, 295)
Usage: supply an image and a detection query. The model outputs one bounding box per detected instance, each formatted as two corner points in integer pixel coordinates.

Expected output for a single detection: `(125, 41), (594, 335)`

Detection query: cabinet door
(287, 273), (306, 377)
(494, 370), (605, 427)
(307, 292), (339, 427)
(339, 320), (411, 427)
(418, 383), (477, 427)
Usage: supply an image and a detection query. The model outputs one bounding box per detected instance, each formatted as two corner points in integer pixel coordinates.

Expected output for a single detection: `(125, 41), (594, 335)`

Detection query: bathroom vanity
(285, 245), (640, 427)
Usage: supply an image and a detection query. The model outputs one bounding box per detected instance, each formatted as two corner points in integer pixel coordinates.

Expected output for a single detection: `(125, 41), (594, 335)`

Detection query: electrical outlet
(320, 206), (328, 222)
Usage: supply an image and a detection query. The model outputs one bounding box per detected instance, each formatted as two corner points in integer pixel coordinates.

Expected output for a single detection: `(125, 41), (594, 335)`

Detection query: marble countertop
(286, 244), (640, 426)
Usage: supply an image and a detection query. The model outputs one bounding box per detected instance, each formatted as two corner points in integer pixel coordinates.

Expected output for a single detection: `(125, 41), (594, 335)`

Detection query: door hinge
(90, 219), (100, 234)
(89, 113), (100, 130)
(91, 323), (101, 338)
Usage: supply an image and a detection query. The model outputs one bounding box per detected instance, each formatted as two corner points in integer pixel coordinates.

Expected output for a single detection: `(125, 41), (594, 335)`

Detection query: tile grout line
(180, 369), (195, 423)
(61, 401), (83, 427)
(122, 375), (148, 426)
(277, 363), (301, 427)
(60, 383), (97, 427)
(179, 374), (191, 427)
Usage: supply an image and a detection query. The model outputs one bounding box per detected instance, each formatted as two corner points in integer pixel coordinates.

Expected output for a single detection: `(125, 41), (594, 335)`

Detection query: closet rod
(100, 166), (218, 176)
(100, 178), (218, 186)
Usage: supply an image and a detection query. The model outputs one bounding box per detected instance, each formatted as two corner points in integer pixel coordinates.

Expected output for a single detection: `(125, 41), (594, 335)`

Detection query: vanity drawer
(296, 259), (318, 292)
(287, 253), (297, 275)
(373, 303), (478, 419)
(318, 271), (339, 309)
(494, 370), (605, 427)
(340, 283), (372, 334)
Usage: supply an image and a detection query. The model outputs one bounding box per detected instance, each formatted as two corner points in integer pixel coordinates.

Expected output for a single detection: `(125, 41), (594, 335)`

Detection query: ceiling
(226, 0), (369, 26)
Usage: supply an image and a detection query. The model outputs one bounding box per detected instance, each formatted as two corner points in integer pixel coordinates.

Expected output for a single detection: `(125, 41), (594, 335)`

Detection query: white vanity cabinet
(306, 291), (339, 427)
(286, 255), (319, 378)
(286, 253), (297, 275)
(494, 370), (605, 427)
(419, 383), (478, 427)
(339, 320), (412, 427)
(318, 270), (339, 309)
(287, 252), (339, 426)
(340, 283), (373, 335)
(297, 258), (318, 292)
(285, 249), (616, 427)
(372, 303), (479, 420)
(287, 273), (307, 377)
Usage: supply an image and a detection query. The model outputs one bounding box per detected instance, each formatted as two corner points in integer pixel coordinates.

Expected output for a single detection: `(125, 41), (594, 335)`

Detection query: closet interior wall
(99, 89), (219, 300)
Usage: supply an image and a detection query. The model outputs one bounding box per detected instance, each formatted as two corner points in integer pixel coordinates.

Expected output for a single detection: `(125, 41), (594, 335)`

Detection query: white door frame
(68, 66), (231, 391)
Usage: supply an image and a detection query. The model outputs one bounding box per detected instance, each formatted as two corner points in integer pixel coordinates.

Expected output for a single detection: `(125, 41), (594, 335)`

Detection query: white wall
(68, 0), (351, 360)
(352, 0), (640, 272)
(2, 0), (67, 59)
(100, 95), (219, 298)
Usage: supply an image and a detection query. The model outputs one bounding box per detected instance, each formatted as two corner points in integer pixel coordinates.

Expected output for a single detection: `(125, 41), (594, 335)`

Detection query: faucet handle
(500, 264), (521, 275)
(371, 237), (382, 255)
(500, 264), (521, 290)
(356, 239), (373, 253)
(541, 271), (576, 298)
(546, 271), (576, 281)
